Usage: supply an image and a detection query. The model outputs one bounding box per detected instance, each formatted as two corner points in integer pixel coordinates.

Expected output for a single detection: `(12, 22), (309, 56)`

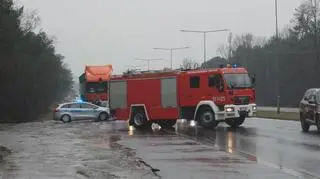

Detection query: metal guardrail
(258, 106), (299, 113)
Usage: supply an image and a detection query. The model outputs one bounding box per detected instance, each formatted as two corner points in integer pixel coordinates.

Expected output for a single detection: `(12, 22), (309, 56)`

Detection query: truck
(109, 65), (256, 129)
(79, 65), (113, 106)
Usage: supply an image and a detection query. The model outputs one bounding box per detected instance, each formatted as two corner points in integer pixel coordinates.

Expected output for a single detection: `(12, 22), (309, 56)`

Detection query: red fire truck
(109, 65), (256, 129)
(79, 65), (113, 105)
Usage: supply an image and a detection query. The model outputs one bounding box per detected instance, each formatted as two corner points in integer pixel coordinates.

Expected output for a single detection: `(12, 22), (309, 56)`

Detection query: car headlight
(253, 105), (257, 111)
(226, 107), (234, 112)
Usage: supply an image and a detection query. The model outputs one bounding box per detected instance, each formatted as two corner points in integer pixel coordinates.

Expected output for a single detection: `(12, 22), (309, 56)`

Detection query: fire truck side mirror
(249, 73), (256, 85)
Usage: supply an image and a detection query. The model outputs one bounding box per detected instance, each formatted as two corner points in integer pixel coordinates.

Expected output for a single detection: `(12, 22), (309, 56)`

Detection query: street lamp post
(180, 29), (230, 64)
(153, 47), (189, 69)
(135, 58), (163, 71)
(275, 0), (279, 39)
(274, 0), (281, 114)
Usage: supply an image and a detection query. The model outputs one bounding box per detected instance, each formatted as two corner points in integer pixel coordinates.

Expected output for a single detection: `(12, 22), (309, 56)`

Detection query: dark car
(299, 88), (320, 133)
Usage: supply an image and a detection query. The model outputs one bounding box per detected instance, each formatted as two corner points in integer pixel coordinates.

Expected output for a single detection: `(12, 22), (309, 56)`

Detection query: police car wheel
(316, 114), (320, 133)
(61, 114), (71, 123)
(98, 112), (109, 121)
(198, 107), (218, 128)
(300, 112), (310, 133)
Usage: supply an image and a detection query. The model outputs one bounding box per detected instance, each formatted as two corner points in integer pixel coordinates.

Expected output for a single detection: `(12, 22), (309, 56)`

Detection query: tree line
(199, 0), (320, 107)
(0, 0), (73, 122)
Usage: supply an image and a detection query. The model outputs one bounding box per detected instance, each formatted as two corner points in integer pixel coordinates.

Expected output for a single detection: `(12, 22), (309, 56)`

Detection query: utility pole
(153, 47), (189, 69)
(180, 29), (230, 65)
(135, 58), (163, 71)
(275, 0), (280, 114)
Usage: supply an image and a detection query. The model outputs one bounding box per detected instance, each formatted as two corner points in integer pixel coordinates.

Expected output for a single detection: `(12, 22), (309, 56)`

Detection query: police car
(53, 100), (110, 123)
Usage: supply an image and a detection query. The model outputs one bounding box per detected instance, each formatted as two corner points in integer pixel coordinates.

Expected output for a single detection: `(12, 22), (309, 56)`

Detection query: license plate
(240, 107), (247, 111)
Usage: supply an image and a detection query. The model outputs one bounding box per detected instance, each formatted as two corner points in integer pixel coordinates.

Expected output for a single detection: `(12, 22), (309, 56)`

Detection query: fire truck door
(180, 75), (203, 106)
(206, 74), (225, 103)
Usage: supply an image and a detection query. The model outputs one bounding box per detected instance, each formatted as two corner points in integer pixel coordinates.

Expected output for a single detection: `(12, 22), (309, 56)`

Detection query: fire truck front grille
(234, 96), (250, 105)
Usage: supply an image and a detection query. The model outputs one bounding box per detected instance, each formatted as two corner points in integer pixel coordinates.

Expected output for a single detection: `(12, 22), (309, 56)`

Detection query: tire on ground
(316, 114), (320, 133)
(131, 107), (150, 129)
(61, 114), (71, 123)
(300, 112), (310, 132)
(196, 106), (218, 128)
(98, 112), (109, 121)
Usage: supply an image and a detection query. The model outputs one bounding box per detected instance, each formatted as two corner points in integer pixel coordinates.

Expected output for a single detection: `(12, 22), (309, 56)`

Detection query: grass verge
(256, 111), (299, 121)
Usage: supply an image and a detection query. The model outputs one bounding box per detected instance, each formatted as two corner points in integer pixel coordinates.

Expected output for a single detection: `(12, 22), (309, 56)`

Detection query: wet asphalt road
(0, 118), (319, 179)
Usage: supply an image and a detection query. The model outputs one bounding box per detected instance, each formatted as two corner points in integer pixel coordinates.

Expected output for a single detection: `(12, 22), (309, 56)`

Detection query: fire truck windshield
(86, 82), (108, 93)
(224, 73), (252, 89)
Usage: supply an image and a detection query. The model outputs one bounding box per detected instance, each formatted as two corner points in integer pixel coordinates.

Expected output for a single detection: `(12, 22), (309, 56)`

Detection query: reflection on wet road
(0, 118), (319, 179)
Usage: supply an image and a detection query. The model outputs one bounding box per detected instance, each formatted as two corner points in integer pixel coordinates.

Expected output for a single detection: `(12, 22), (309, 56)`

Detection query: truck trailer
(109, 65), (256, 129)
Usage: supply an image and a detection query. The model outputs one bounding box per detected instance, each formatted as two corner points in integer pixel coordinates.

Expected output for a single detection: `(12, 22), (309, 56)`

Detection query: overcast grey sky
(18, 0), (302, 77)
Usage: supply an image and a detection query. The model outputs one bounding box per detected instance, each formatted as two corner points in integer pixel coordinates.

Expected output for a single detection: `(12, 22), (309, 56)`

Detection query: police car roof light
(77, 99), (83, 103)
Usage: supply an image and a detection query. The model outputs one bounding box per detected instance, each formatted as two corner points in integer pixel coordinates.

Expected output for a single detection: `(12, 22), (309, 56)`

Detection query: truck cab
(79, 65), (113, 106)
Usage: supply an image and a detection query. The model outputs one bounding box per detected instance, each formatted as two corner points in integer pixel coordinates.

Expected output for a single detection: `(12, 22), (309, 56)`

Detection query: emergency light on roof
(219, 64), (239, 68)
(77, 99), (84, 103)
(76, 96), (83, 103)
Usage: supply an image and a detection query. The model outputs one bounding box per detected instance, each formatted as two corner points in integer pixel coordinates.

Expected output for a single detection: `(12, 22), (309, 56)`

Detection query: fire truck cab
(109, 65), (256, 129)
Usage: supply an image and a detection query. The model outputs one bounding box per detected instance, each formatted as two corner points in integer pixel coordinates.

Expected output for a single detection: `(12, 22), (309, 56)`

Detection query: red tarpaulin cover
(85, 65), (113, 82)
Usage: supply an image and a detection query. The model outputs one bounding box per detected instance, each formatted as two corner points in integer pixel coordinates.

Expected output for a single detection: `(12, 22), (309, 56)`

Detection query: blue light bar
(233, 64), (237, 68)
(76, 96), (84, 103)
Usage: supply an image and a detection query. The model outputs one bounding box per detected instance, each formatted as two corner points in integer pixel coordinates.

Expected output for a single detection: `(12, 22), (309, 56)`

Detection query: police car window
(190, 76), (200, 88)
(81, 103), (96, 109)
(316, 91), (320, 103)
(60, 104), (70, 108)
(69, 103), (80, 108)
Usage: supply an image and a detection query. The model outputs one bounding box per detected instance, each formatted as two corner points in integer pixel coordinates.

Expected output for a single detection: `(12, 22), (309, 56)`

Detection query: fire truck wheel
(225, 117), (245, 128)
(300, 112), (310, 133)
(132, 110), (149, 129)
(197, 106), (218, 128)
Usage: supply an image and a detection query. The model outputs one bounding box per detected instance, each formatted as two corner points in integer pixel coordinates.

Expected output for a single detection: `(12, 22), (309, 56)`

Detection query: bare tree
(20, 9), (41, 34)
(216, 32), (234, 59)
(227, 32), (233, 58)
(292, 0), (320, 38)
(216, 44), (229, 59)
(253, 36), (267, 47)
(163, 67), (172, 71)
